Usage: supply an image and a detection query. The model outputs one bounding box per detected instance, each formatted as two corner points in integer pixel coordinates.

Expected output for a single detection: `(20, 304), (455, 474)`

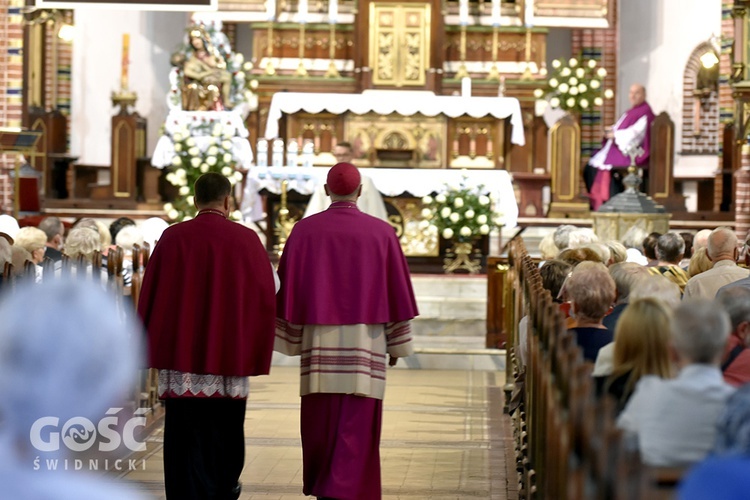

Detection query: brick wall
(571, 3), (618, 166)
(681, 42), (720, 155)
(718, 0), (735, 211)
(0, 0), (24, 213)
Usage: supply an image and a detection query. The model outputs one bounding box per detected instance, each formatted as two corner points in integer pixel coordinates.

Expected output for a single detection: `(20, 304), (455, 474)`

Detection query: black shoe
(231, 481), (241, 499)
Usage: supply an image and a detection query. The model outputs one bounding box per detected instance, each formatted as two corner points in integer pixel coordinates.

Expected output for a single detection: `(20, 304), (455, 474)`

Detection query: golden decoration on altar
(443, 241), (481, 274)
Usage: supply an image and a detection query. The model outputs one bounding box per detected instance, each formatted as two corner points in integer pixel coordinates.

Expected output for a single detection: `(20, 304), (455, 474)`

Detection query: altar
(263, 91), (526, 170)
(244, 166), (517, 264)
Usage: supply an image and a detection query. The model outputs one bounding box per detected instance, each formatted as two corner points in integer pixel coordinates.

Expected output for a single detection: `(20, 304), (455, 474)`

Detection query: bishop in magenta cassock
(275, 162), (419, 500)
(583, 83), (655, 210)
(138, 173), (277, 500)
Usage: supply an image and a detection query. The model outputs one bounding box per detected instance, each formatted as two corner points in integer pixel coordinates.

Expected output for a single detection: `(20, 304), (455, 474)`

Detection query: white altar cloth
(263, 91), (526, 147)
(242, 166), (518, 228)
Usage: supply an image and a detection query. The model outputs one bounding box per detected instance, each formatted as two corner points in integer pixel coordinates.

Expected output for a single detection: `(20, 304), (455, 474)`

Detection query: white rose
(435, 193), (447, 203)
(566, 97), (576, 108)
(179, 186), (190, 196)
(578, 83), (587, 93)
(477, 214), (488, 224)
(166, 173), (177, 185)
(480, 224), (490, 235)
(449, 213), (460, 223)
(597, 67), (607, 78)
(550, 97), (560, 108)
(422, 195), (433, 204)
(222, 140), (233, 150)
(569, 58), (578, 67)
(569, 87), (579, 96)
(594, 97), (604, 106)
(191, 157), (201, 168)
(560, 68), (571, 77)
(163, 202), (174, 212)
(464, 209), (475, 219)
(174, 143), (183, 152)
(207, 156), (217, 166)
(421, 208), (432, 218)
(569, 77), (578, 86)
(173, 133), (183, 142)
(575, 68), (585, 78)
(453, 197), (464, 208)
(587, 59), (597, 68)
(549, 78), (559, 88)
(442, 228), (454, 239)
(188, 147), (200, 157)
(200, 163), (209, 173)
(478, 195), (490, 205)
(171, 156), (182, 167)
(223, 153), (233, 163)
(533, 88), (544, 98)
(185, 138), (196, 147)
(235, 52), (244, 64)
(558, 83), (569, 94)
(233, 171), (244, 181)
(580, 99), (589, 109)
(604, 89), (614, 99)
(590, 80), (601, 89)
(222, 166), (233, 177)
(249, 79), (259, 90)
(231, 210), (243, 220)
(243, 61), (254, 71)
(460, 226), (472, 237)
(440, 207), (452, 218)
(552, 59), (561, 69)
(418, 220), (430, 231)
(168, 209), (179, 220)
(186, 195), (194, 205)
(212, 125), (223, 137)
(207, 146), (219, 156)
(175, 168), (186, 178)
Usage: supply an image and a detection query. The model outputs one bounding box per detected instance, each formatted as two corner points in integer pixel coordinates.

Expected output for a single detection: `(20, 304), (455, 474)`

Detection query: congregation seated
(109, 217), (136, 246)
(715, 287), (750, 387)
(647, 232), (690, 294)
(679, 384), (750, 500)
(687, 247), (713, 278)
(61, 227), (108, 286)
(114, 225), (145, 294)
(596, 298), (673, 414)
(621, 225), (649, 265)
(679, 231), (694, 269)
(684, 227), (749, 299)
(642, 232), (660, 267)
(37, 216), (65, 262)
(13, 226), (48, 282)
(602, 262), (650, 332)
(617, 299), (735, 467)
(73, 217), (112, 254)
(564, 261), (615, 363)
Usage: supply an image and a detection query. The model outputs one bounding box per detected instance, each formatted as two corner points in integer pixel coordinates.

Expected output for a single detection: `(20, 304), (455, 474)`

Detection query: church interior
(3, 0), (750, 498)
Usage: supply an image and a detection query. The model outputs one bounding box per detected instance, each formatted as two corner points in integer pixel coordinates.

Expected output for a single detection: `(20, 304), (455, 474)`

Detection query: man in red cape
(138, 172), (277, 499)
(275, 162), (419, 500)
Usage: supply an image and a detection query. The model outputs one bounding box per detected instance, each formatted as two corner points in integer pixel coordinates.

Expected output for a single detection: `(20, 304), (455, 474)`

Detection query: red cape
(277, 202), (418, 325)
(138, 212), (277, 377)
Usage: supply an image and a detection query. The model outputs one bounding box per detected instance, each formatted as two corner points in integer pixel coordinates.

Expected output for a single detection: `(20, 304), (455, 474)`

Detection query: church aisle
(117, 367), (515, 499)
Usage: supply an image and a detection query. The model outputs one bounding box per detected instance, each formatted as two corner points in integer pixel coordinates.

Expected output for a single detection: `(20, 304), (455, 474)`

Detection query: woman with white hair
(0, 279), (142, 498)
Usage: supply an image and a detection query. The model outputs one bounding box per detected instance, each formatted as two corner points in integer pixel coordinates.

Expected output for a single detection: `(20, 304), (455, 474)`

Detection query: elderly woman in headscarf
(0, 279), (143, 499)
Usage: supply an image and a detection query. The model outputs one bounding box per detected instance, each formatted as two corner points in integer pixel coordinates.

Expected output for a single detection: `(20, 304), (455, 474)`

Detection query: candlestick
(328, 0), (338, 24)
(295, 23), (308, 76)
(487, 25), (500, 81)
(264, 22), (276, 76)
(325, 23), (340, 78)
(522, 28), (533, 80)
(121, 33), (130, 91)
(455, 25), (469, 79)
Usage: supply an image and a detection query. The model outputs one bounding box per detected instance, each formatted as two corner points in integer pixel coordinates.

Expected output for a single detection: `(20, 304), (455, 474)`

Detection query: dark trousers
(164, 398), (246, 500)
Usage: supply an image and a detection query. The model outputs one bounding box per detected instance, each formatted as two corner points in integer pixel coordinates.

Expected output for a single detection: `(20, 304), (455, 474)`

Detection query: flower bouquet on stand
(162, 123), (245, 222)
(421, 181), (499, 274)
(533, 57), (614, 113)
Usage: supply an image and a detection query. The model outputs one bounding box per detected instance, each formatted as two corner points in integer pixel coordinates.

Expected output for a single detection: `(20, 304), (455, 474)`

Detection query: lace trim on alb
(158, 369), (249, 399)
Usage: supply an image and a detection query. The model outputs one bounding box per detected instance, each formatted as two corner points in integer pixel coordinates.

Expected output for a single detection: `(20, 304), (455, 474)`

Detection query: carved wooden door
(369, 3), (431, 87)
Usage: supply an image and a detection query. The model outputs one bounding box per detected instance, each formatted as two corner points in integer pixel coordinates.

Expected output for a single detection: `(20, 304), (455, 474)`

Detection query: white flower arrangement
(534, 57), (614, 112)
(421, 181), (500, 243)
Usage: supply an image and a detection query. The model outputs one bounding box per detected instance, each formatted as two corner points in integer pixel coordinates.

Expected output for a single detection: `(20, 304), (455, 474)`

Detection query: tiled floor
(115, 367), (516, 499)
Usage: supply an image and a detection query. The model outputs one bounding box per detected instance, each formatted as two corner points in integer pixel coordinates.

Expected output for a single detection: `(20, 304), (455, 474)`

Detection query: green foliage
(422, 182), (499, 243)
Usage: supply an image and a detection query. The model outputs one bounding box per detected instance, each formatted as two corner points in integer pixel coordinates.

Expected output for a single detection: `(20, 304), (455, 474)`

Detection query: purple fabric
(603, 101), (655, 168)
(276, 201), (418, 325)
(301, 393), (382, 500)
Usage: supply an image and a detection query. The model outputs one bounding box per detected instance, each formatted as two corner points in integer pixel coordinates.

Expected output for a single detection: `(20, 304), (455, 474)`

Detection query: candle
(266, 0), (276, 20)
(459, 0), (469, 25)
(491, 0), (501, 27)
(525, 0), (534, 28)
(461, 76), (471, 97)
(121, 33), (129, 91)
(329, 0), (338, 23)
(298, 0), (308, 24)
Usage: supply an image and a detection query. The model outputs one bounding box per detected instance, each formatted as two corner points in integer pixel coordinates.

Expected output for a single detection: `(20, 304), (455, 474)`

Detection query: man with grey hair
(684, 227), (749, 299)
(38, 216), (65, 262)
(617, 299), (735, 466)
(648, 232), (689, 294)
(715, 287), (750, 386)
(552, 224), (577, 252)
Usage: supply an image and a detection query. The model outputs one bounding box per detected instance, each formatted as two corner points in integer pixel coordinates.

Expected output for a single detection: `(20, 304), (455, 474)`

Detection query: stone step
(410, 275), (487, 299)
(414, 296), (486, 321)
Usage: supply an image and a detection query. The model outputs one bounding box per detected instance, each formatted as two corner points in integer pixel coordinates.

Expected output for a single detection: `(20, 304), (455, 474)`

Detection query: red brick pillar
(735, 145), (750, 239)
(0, 0), (25, 212)
(718, 0), (735, 211)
